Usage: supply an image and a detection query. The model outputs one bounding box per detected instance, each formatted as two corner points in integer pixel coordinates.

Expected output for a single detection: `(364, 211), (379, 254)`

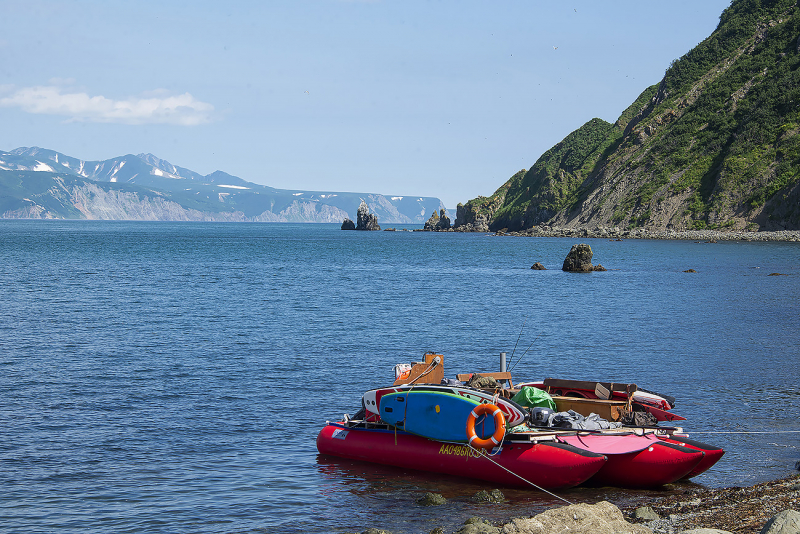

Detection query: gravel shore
(623, 474), (800, 533)
(492, 227), (800, 242)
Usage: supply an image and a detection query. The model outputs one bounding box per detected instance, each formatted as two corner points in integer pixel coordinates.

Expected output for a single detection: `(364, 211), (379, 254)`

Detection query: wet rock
(361, 529), (392, 534)
(530, 262), (546, 270)
(503, 501), (652, 534)
(416, 492), (446, 506)
(455, 517), (500, 534)
(429, 528), (445, 534)
(760, 510), (800, 534)
(356, 201), (381, 231)
(472, 489), (504, 503)
(562, 243), (605, 272)
(633, 506), (660, 521)
(341, 218), (356, 230)
(684, 269), (697, 273)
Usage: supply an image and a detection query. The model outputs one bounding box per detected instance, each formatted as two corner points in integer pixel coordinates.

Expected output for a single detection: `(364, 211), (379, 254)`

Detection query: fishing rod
(506, 317), (527, 370)
(509, 333), (542, 373)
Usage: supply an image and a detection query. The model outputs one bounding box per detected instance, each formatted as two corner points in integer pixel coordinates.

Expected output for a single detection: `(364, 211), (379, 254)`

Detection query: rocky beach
(351, 474), (800, 534)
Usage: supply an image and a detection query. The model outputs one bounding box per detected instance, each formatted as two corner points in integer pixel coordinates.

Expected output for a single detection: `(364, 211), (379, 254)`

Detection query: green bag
(511, 386), (556, 410)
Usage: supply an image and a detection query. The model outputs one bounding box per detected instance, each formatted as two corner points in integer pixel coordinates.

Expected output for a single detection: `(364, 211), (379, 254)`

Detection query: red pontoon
(317, 421), (607, 489)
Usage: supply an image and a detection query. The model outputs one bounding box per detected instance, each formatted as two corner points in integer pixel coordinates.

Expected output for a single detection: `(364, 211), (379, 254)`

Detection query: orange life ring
(466, 403), (506, 449)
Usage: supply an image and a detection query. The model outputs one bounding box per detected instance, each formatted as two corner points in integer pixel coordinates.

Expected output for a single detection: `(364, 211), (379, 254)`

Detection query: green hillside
(459, 0), (800, 231)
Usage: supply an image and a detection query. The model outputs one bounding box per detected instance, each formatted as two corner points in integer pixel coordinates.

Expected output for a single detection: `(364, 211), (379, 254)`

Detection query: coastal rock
(760, 510), (800, 534)
(562, 243), (605, 272)
(341, 218), (356, 230)
(416, 492), (447, 506)
(530, 262), (546, 270)
(356, 201), (381, 231)
(503, 501), (652, 534)
(633, 507), (660, 521)
(423, 209), (452, 231)
(456, 517), (501, 534)
(454, 204), (491, 232)
(472, 489), (504, 504)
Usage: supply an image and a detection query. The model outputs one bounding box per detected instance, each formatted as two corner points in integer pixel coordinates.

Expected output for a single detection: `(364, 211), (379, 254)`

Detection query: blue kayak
(379, 390), (498, 442)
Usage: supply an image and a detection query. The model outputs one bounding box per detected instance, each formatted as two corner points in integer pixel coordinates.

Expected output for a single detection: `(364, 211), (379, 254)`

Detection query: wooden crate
(552, 396), (628, 421)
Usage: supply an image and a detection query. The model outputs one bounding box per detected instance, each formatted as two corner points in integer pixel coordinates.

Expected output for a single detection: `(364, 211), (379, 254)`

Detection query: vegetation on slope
(465, 0), (800, 231)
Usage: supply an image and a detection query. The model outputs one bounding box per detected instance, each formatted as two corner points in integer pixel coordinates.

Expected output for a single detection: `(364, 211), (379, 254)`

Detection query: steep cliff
(461, 0), (800, 231)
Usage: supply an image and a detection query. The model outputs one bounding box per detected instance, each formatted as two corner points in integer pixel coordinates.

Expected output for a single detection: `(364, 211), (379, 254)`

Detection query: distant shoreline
(488, 227), (800, 242)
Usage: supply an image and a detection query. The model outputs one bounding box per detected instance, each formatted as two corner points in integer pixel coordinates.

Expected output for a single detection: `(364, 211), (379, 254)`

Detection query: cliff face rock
(461, 0), (800, 232)
(356, 201), (381, 231)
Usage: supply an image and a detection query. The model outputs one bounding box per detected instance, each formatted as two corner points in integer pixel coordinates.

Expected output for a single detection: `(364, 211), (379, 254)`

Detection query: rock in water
(424, 209), (451, 231)
(416, 492), (447, 506)
(562, 243), (605, 272)
(341, 218), (355, 230)
(472, 489), (504, 503)
(356, 201), (381, 231)
(531, 262), (546, 270)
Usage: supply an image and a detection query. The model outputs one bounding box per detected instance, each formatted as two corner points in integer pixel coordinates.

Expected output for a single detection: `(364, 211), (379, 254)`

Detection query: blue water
(1, 220), (798, 533)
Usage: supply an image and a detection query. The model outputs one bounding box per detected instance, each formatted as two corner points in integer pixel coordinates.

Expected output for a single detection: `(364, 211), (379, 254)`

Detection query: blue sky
(1, 0), (731, 208)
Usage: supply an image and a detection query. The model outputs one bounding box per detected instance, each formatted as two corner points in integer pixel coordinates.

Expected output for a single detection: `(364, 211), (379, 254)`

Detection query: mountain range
(456, 0), (800, 232)
(0, 147), (444, 224)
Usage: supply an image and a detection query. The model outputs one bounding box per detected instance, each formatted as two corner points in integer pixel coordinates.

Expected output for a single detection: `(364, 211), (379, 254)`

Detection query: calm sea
(1, 220), (798, 534)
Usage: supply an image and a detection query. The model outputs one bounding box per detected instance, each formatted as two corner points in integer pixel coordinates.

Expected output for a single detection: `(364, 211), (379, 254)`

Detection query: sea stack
(423, 209), (451, 231)
(356, 201), (381, 231)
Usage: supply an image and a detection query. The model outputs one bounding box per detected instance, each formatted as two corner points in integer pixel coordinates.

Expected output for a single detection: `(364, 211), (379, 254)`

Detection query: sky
(1, 0), (733, 209)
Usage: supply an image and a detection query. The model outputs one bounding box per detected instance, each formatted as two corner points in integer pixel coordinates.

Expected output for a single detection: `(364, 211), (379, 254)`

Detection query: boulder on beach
(760, 510), (800, 534)
(562, 243), (606, 272)
(356, 201), (381, 231)
(503, 501), (652, 534)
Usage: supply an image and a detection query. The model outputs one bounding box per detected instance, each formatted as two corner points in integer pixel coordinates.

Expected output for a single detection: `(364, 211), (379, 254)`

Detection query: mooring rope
(470, 445), (573, 505)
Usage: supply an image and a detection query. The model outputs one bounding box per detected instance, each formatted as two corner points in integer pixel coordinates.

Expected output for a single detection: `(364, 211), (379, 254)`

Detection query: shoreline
(353, 474), (800, 534)
(621, 473), (800, 533)
(490, 227), (800, 242)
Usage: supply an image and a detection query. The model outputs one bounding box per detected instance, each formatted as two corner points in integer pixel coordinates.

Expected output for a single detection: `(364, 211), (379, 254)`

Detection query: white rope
(470, 445), (573, 505)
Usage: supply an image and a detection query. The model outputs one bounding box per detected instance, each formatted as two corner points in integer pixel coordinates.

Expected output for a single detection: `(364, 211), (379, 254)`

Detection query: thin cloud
(0, 85), (214, 125)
